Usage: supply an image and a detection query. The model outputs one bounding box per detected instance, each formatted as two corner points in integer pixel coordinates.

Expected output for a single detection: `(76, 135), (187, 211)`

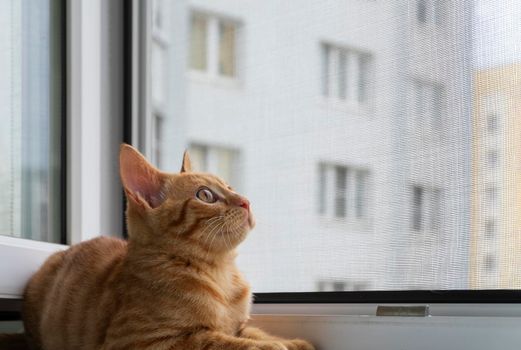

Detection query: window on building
(151, 40), (168, 106)
(417, 0), (428, 23)
(334, 166), (348, 218)
(332, 281), (345, 291)
(358, 54), (371, 103)
(485, 220), (496, 238)
(417, 0), (443, 25)
(321, 46), (331, 97)
(317, 280), (370, 292)
(486, 186), (498, 208)
(0, 0), (64, 243)
(317, 280), (345, 292)
(149, 0), (169, 169)
(319, 164), (370, 220)
(487, 150), (499, 168)
(188, 144), (240, 188)
(318, 164), (327, 215)
(484, 254), (496, 272)
(151, 113), (164, 168)
(412, 186), (424, 231)
(321, 44), (372, 104)
(189, 12), (239, 79)
(413, 80), (444, 131)
(487, 113), (499, 133)
(355, 170), (369, 218)
(338, 50), (347, 100)
(189, 15), (208, 71)
(218, 21), (237, 77)
(152, 0), (168, 38)
(412, 185), (441, 232)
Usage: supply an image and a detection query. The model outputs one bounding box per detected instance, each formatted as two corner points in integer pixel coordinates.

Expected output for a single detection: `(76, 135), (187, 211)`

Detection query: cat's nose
(237, 198), (250, 210)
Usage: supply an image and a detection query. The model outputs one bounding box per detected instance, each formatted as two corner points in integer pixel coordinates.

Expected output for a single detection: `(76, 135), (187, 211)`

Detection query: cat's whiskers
(229, 221), (240, 237)
(200, 217), (223, 251)
(230, 222), (241, 239)
(200, 216), (224, 242)
(204, 220), (227, 261)
(223, 220), (232, 251)
(200, 216), (223, 235)
(225, 212), (240, 236)
(204, 215), (226, 240)
(201, 222), (220, 262)
(205, 216), (223, 225)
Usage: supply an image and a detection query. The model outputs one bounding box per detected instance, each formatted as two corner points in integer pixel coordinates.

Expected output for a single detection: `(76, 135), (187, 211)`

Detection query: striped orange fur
(22, 144), (314, 350)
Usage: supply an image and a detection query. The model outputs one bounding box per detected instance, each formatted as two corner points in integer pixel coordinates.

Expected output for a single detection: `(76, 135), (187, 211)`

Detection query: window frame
(0, 0), (125, 305)
(0, 0), (68, 301)
(253, 290), (521, 304)
(186, 143), (241, 189)
(249, 302), (521, 350)
(318, 163), (371, 222)
(187, 9), (243, 86)
(0, 0), (67, 246)
(416, 0), (444, 27)
(320, 42), (373, 108)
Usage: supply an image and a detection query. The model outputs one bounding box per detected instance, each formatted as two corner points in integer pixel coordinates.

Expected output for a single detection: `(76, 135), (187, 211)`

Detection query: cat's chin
(247, 213), (255, 229)
(239, 209), (255, 230)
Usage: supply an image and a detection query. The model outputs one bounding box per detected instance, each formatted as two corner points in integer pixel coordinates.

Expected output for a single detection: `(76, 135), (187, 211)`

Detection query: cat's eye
(196, 187), (217, 203)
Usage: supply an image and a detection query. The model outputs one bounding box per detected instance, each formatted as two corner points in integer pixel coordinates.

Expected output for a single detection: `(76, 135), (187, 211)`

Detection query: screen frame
(125, 0), (521, 307)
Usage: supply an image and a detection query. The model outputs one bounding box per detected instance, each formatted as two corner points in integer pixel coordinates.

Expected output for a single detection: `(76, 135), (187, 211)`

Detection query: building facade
(471, 64), (521, 289)
(149, 0), (473, 292)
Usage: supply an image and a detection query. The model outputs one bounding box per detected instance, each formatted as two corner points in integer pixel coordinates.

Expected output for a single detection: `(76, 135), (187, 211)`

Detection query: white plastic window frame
(0, 0), (123, 300)
(251, 303), (521, 350)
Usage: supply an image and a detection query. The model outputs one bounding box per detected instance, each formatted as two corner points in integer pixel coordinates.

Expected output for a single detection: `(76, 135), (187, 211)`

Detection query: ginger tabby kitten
(21, 144), (314, 350)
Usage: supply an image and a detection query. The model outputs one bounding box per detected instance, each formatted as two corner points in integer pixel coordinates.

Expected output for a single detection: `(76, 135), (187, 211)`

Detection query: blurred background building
(472, 64), (521, 289)
(147, 0), (474, 292)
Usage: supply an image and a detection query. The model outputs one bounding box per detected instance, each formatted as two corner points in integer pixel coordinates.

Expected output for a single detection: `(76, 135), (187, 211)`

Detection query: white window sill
(0, 235), (66, 299)
(250, 303), (521, 350)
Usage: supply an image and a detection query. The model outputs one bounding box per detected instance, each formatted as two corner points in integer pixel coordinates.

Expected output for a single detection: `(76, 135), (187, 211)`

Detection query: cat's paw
(281, 339), (315, 350)
(247, 341), (288, 350)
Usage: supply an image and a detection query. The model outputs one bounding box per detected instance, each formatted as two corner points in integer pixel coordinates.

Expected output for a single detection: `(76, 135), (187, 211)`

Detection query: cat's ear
(120, 144), (165, 209)
(180, 150), (192, 173)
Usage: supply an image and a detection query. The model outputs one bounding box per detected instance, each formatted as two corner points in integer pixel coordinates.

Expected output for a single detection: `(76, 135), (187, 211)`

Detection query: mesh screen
(148, 0), (521, 292)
